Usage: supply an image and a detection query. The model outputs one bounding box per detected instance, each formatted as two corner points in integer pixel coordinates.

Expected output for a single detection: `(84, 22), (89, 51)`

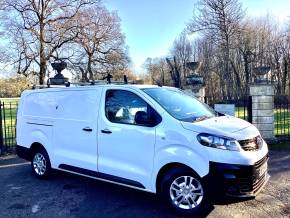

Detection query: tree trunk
(230, 60), (242, 98)
(282, 58), (288, 95)
(225, 43), (232, 99)
(39, 12), (46, 85)
(87, 55), (93, 80)
(39, 61), (46, 85)
(243, 52), (250, 95)
(161, 68), (165, 85)
(173, 57), (181, 88)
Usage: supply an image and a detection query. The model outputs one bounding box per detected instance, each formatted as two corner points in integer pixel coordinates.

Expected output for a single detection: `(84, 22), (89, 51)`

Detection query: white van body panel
(149, 114), (210, 192)
(181, 116), (258, 140)
(52, 89), (101, 171)
(17, 91), (54, 153)
(17, 88), (101, 171)
(21, 122), (53, 153)
(97, 87), (160, 191)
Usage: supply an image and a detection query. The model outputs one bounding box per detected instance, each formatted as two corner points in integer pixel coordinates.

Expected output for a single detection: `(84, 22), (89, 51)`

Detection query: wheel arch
(30, 142), (46, 153)
(151, 145), (209, 192)
(28, 142), (49, 161)
(156, 162), (200, 193)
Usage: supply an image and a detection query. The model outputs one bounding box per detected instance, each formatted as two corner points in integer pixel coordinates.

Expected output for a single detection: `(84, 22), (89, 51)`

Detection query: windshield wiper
(193, 116), (212, 122)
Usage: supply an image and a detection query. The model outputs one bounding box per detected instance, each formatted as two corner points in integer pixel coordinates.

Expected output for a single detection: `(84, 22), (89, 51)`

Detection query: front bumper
(207, 154), (269, 197)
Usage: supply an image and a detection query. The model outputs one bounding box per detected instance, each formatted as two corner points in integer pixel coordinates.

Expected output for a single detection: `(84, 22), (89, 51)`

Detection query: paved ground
(0, 150), (289, 218)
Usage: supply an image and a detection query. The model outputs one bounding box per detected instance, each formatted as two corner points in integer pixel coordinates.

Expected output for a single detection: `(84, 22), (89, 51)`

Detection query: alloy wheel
(169, 175), (204, 210)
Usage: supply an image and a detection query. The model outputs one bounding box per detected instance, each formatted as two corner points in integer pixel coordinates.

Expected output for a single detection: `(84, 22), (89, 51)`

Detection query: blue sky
(104, 0), (290, 73)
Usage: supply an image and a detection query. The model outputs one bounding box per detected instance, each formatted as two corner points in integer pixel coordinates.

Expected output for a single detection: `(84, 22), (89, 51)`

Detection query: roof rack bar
(31, 79), (140, 90)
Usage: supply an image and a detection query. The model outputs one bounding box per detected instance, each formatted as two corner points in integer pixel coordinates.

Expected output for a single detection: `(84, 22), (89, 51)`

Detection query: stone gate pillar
(184, 61), (205, 102)
(184, 87), (205, 102)
(193, 87), (205, 102)
(250, 84), (277, 143)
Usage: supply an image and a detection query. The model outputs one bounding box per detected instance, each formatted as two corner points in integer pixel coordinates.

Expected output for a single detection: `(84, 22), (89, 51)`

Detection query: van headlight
(197, 133), (240, 151)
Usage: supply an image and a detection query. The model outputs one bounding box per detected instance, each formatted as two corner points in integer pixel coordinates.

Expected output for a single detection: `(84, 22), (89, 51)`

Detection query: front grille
(209, 154), (269, 196)
(254, 154), (268, 169)
(235, 155), (269, 194)
(239, 136), (262, 151)
(237, 172), (266, 193)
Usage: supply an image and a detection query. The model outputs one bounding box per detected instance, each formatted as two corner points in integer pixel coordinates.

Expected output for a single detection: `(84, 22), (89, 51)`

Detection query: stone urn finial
(186, 62), (202, 75)
(51, 61), (67, 75)
(253, 66), (271, 84)
(48, 60), (68, 85)
(185, 61), (204, 86)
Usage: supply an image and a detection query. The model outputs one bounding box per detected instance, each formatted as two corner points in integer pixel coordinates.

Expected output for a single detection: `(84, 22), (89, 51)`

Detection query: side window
(105, 90), (161, 126)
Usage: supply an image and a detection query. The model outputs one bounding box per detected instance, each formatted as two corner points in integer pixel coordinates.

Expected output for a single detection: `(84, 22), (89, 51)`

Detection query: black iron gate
(205, 96), (252, 123)
(0, 102), (3, 154)
(274, 96), (290, 140)
(0, 100), (18, 154)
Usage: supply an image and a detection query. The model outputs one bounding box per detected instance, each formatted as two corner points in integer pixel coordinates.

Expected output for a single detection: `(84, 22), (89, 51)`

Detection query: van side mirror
(135, 111), (151, 126)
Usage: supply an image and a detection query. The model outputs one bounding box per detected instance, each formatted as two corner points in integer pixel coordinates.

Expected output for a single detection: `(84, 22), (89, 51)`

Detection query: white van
(16, 84), (269, 215)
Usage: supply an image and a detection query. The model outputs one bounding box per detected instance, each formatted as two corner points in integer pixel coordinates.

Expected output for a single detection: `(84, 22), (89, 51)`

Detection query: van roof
(24, 84), (161, 94)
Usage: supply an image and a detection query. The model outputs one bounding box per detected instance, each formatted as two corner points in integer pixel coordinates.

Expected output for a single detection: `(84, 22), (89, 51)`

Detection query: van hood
(181, 115), (260, 140)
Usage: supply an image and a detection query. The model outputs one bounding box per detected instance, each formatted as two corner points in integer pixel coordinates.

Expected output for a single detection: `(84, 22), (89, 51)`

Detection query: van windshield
(142, 88), (215, 122)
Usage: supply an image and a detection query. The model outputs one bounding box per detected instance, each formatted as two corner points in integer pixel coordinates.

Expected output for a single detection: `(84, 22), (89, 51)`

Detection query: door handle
(101, 129), (112, 134)
(83, 127), (93, 132)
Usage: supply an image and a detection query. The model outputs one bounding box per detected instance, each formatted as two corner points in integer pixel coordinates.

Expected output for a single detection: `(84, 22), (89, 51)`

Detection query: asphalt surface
(0, 150), (289, 218)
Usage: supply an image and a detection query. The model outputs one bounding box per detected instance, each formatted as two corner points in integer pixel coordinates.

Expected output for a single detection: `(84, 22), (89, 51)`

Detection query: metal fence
(274, 97), (290, 140)
(0, 100), (18, 154)
(205, 96), (252, 122)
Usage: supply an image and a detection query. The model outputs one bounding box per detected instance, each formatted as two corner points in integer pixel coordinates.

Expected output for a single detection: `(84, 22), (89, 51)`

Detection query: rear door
(98, 88), (161, 187)
(53, 89), (101, 172)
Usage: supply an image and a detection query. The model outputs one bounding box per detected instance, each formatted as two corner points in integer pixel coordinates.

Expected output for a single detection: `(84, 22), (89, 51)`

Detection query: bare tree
(188, 0), (244, 98)
(1, 0), (98, 84)
(70, 6), (130, 81)
(166, 57), (182, 88)
(171, 31), (193, 84)
(143, 57), (169, 85)
(281, 29), (290, 95)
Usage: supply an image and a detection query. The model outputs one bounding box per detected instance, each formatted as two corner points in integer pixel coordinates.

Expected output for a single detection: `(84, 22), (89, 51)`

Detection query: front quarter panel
(151, 116), (210, 192)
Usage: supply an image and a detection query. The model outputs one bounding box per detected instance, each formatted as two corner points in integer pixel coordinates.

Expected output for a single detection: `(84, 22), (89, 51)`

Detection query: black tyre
(159, 167), (209, 215)
(31, 147), (51, 179)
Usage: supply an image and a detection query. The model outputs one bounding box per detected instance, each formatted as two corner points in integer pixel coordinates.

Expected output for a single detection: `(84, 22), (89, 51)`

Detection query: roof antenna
(102, 73), (113, 84)
(124, 75), (128, 84)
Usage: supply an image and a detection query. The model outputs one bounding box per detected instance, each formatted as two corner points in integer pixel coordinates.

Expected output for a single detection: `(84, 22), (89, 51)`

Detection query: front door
(98, 88), (160, 187)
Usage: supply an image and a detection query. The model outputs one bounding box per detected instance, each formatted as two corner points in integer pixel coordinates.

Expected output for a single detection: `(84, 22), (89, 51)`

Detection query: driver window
(105, 90), (149, 125)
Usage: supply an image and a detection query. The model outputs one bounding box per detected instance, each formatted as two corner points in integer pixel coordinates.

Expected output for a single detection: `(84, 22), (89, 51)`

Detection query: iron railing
(205, 96), (252, 122)
(274, 100), (290, 140)
(0, 100), (18, 154)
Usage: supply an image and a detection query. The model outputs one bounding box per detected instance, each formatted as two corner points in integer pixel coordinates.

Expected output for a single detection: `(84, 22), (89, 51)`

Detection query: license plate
(257, 162), (268, 178)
